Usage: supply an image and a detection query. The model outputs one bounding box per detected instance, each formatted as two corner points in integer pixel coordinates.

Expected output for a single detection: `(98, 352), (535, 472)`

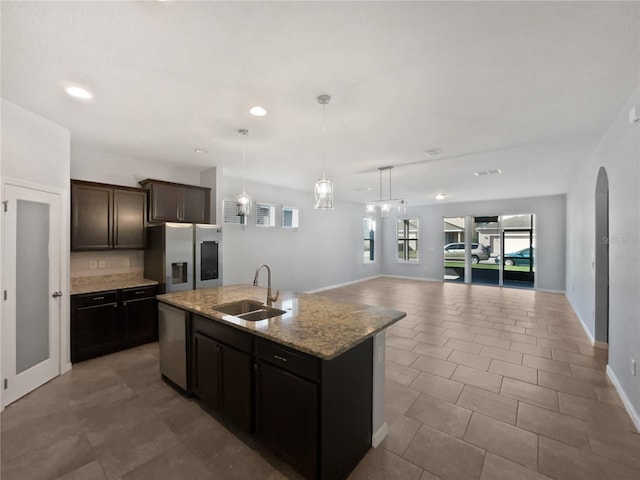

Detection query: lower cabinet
(191, 315), (253, 432)
(71, 285), (157, 363)
(256, 360), (318, 479)
(189, 314), (373, 480)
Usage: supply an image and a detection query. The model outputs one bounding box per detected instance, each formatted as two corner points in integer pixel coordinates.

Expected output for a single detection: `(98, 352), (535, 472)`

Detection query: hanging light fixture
(366, 166), (407, 217)
(236, 129), (252, 218)
(314, 94), (334, 210)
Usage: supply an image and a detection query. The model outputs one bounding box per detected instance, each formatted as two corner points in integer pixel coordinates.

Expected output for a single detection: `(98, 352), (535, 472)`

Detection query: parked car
(444, 243), (490, 264)
(495, 247), (534, 266)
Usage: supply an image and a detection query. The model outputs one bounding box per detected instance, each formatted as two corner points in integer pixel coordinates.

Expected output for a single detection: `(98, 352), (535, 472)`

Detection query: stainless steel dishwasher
(158, 302), (188, 391)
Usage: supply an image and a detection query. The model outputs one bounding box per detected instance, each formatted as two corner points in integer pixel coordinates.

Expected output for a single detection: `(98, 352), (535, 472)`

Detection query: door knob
(52, 291), (63, 298)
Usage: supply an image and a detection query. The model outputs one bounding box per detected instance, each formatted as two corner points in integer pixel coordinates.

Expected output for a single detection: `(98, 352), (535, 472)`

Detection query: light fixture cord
(389, 168), (392, 200)
(379, 169), (383, 201)
(322, 102), (327, 178)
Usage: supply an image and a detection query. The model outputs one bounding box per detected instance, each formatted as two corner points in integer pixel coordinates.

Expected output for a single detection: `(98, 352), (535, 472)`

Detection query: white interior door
(2, 183), (61, 407)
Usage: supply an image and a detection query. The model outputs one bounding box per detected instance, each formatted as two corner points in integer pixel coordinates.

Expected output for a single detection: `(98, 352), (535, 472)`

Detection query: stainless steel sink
(214, 300), (286, 321)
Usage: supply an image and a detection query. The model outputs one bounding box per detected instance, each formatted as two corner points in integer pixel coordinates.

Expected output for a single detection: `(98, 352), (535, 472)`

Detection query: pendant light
(236, 129), (252, 218)
(314, 94), (334, 210)
(366, 166), (407, 217)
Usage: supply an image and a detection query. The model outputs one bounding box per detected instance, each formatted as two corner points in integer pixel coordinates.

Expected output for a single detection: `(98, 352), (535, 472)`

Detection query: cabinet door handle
(93, 296), (105, 301)
(273, 354), (288, 363)
(134, 291), (145, 295)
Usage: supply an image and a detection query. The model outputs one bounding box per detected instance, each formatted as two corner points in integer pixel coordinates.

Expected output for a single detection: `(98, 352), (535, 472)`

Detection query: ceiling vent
(425, 148), (442, 158)
(474, 169), (502, 177)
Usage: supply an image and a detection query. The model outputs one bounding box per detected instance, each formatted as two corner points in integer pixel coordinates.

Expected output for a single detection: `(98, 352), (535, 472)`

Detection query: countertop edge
(71, 278), (159, 296)
(157, 296), (406, 360)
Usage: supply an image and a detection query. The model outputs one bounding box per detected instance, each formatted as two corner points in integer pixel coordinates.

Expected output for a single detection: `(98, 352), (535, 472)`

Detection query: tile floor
(2, 278), (639, 479)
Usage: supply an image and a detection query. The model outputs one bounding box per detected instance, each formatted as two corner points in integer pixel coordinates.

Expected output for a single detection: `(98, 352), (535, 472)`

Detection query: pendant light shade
(314, 94), (334, 210)
(236, 129), (252, 218)
(366, 166), (407, 217)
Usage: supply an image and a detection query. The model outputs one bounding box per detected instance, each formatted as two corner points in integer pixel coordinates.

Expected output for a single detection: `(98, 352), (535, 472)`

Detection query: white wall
(381, 195), (566, 292)
(566, 85), (640, 421)
(70, 144), (202, 188)
(0, 98), (72, 390)
(221, 176), (382, 292)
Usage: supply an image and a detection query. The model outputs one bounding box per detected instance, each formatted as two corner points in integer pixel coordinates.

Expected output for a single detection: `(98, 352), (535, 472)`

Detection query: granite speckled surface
(71, 274), (159, 295)
(157, 284), (406, 359)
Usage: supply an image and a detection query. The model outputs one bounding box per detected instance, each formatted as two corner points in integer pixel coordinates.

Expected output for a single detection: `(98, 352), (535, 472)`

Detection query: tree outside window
(364, 218), (375, 262)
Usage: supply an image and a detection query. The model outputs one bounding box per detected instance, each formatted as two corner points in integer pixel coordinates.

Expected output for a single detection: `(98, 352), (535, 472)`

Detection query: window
(255, 202), (276, 227)
(363, 218), (375, 262)
(282, 206), (299, 228)
(223, 199), (247, 225)
(397, 217), (419, 262)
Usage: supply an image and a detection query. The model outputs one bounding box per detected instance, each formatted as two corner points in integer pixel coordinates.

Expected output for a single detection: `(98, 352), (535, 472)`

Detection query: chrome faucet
(253, 263), (279, 306)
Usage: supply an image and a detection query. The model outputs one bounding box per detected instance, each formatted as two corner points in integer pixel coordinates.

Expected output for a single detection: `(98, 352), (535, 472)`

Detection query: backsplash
(70, 250), (144, 278)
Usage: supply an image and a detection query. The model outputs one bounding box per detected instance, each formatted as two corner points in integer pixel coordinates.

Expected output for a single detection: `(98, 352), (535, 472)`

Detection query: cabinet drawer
(122, 285), (157, 301)
(73, 291), (118, 309)
(256, 338), (319, 382)
(193, 315), (253, 354)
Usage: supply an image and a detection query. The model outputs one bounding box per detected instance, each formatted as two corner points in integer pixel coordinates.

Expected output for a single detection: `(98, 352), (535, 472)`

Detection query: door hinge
(3, 379), (7, 390)
(2, 201), (7, 212)
(3, 290), (6, 301)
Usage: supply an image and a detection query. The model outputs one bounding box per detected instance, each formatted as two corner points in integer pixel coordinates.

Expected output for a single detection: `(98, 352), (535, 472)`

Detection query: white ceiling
(2, 1), (639, 206)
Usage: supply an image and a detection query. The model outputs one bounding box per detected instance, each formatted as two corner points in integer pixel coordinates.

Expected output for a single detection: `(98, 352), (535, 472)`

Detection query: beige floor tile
(448, 350), (492, 371)
(488, 359), (537, 385)
(404, 424), (485, 480)
(444, 338), (483, 355)
(593, 384), (624, 407)
(511, 342), (552, 359)
(536, 337), (581, 353)
(388, 325), (420, 339)
(412, 342), (453, 360)
(382, 409), (422, 457)
(587, 427), (640, 470)
(522, 354), (571, 376)
(413, 324), (447, 336)
(387, 336), (420, 351)
(385, 362), (421, 387)
(443, 328), (476, 342)
(348, 447), (423, 480)
(386, 380), (420, 414)
(501, 378), (559, 411)
(414, 333), (450, 347)
(120, 444), (212, 480)
(451, 365), (503, 393)
(473, 334), (511, 349)
(558, 392), (636, 431)
(406, 393), (472, 439)
(469, 327), (503, 340)
(552, 349), (603, 369)
(57, 461), (107, 480)
(538, 370), (596, 400)
(412, 355), (457, 378)
(480, 452), (552, 480)
(516, 401), (590, 450)
(500, 332), (537, 345)
(387, 346), (421, 366)
(409, 372), (464, 403)
(569, 364), (610, 384)
(464, 413), (538, 470)
(480, 345), (522, 365)
(456, 385), (518, 425)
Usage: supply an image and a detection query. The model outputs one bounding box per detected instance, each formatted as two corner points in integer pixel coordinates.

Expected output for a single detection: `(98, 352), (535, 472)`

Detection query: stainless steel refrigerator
(144, 223), (222, 293)
(146, 223), (222, 392)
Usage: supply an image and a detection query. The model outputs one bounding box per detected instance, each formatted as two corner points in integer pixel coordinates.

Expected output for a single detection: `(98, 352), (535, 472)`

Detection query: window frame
(222, 198), (247, 225)
(282, 206), (299, 229)
(363, 217), (376, 263)
(396, 217), (419, 263)
(255, 201), (276, 228)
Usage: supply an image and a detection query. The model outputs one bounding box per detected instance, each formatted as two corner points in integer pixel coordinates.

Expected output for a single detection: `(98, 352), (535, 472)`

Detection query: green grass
(444, 261), (534, 272)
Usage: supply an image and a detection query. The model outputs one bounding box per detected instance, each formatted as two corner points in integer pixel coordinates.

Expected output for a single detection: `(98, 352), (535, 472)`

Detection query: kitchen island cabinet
(157, 285), (405, 480)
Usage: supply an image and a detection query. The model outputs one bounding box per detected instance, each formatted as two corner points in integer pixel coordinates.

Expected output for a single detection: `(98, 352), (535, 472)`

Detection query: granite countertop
(71, 274), (159, 295)
(157, 284), (406, 360)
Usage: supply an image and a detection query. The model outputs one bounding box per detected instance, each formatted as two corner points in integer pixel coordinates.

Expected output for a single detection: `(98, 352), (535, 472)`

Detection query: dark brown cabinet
(71, 180), (147, 251)
(71, 285), (157, 363)
(139, 179), (210, 224)
(191, 315), (252, 432)
(71, 291), (120, 362)
(256, 360), (318, 479)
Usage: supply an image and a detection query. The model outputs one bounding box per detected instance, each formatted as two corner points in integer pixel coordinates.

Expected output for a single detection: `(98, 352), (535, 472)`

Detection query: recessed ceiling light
(474, 169), (502, 177)
(425, 148), (442, 157)
(433, 193), (448, 200)
(194, 148), (208, 154)
(249, 106), (267, 117)
(65, 85), (93, 100)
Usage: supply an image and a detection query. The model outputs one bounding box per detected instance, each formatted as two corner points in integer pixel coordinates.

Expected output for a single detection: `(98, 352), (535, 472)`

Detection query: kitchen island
(157, 284), (405, 480)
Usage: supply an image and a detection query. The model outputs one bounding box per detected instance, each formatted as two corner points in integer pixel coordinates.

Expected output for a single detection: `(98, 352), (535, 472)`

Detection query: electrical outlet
(98, 260), (106, 269)
(632, 358), (637, 377)
(89, 260), (97, 270)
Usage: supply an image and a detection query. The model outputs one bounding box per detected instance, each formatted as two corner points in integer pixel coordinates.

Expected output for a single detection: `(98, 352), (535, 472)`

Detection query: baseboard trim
(606, 365), (640, 433)
(304, 275), (383, 294)
(381, 274), (442, 283)
(371, 421), (388, 448)
(536, 288), (566, 294)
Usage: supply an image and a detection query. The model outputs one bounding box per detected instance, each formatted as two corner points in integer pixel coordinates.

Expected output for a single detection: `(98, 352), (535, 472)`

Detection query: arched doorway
(595, 167), (609, 344)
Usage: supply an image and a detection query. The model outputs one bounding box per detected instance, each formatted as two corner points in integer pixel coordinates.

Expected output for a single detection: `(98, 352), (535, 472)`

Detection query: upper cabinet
(138, 179), (210, 224)
(71, 180), (147, 251)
